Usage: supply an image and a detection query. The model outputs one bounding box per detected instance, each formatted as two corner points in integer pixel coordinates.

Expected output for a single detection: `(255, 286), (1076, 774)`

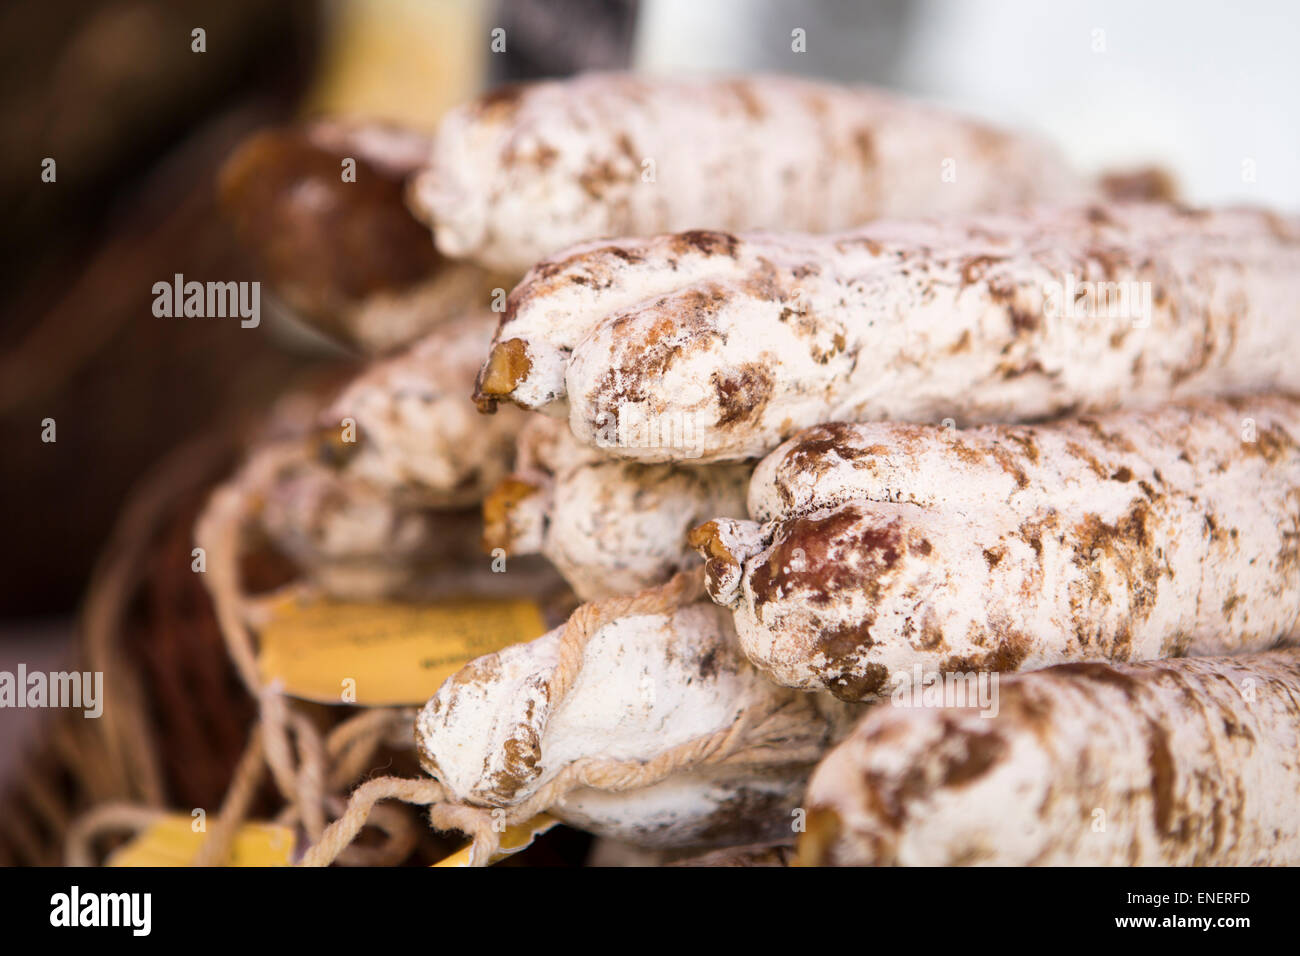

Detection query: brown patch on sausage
(1085, 204), (1114, 224)
(695, 647), (720, 680)
(940, 726), (1009, 788)
(475, 338), (532, 405)
(688, 520), (740, 596)
(1066, 440), (1110, 480)
(750, 506), (902, 613)
(1099, 169), (1178, 204)
(796, 808), (843, 866)
(727, 80), (766, 119)
(712, 362), (774, 427)
(960, 255), (1006, 287)
(592, 286), (728, 406)
(1004, 430), (1040, 464)
(1245, 423), (1298, 464)
(1071, 500), (1163, 632)
(1077, 417), (1138, 453)
(942, 632), (1031, 674)
(480, 477), (541, 552)
(852, 128), (877, 168)
(671, 230), (740, 259)
(578, 157), (630, 199)
(1010, 307), (1039, 334)
(477, 82), (528, 119)
(1050, 660), (1144, 702)
(774, 422), (881, 488)
(1146, 719), (1177, 837)
(826, 663), (893, 701)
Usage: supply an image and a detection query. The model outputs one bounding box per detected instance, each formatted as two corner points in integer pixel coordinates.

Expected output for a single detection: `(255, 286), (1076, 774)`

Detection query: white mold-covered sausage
(412, 73), (1086, 273)
(801, 648), (1300, 866)
(416, 602), (864, 847)
(252, 447), (473, 600)
(229, 437), (562, 602)
(321, 310), (528, 508)
(214, 363), (542, 602)
(476, 203), (1300, 463)
(691, 395), (1300, 700)
(483, 417), (751, 600)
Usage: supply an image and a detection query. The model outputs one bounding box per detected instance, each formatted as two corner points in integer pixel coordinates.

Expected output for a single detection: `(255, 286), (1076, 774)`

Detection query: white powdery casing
(474, 203), (1300, 462)
(415, 603), (863, 847)
(249, 445), (567, 602)
(226, 380), (556, 601)
(692, 395), (1300, 700)
(254, 449), (471, 600)
(484, 417), (751, 600)
(323, 310), (528, 507)
(342, 263), (508, 355)
(803, 649), (1300, 866)
(223, 389), (466, 600)
(412, 73), (1086, 273)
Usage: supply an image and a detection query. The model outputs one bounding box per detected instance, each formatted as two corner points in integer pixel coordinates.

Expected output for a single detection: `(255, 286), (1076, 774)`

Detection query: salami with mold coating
(483, 417), (751, 600)
(413, 72), (1086, 274)
(801, 648), (1300, 866)
(692, 395), (1300, 700)
(476, 203), (1300, 463)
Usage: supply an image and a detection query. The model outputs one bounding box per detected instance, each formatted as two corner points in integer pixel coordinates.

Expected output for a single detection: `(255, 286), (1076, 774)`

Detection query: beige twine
(186, 443), (366, 857)
(60, 436), (420, 867)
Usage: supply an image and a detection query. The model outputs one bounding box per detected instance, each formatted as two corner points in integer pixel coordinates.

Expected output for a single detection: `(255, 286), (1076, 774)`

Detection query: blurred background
(1, 0), (1296, 861)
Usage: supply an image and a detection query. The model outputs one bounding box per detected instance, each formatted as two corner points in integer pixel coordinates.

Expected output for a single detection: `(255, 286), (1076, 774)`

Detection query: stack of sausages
(217, 73), (1300, 865)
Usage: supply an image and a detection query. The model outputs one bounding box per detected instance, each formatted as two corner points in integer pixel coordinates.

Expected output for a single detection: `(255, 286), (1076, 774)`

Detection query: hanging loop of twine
(64, 804), (166, 868)
(298, 776), (452, 867)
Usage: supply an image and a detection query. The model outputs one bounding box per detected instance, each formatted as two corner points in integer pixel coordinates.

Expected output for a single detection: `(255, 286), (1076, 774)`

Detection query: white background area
(636, 0), (1300, 209)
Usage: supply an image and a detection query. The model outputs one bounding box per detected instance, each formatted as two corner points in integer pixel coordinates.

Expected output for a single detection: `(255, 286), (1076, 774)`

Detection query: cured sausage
(691, 395), (1300, 699)
(476, 203), (1300, 462)
(412, 73), (1086, 273)
(322, 310), (528, 508)
(801, 648), (1300, 865)
(483, 417), (750, 600)
(416, 601), (863, 847)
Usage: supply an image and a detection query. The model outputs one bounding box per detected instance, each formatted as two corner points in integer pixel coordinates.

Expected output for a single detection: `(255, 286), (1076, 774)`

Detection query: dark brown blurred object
(0, 422), (460, 866)
(218, 123), (442, 349)
(0, 431), (255, 864)
(0, 0), (315, 287)
(0, 0), (319, 618)
(0, 115), (347, 617)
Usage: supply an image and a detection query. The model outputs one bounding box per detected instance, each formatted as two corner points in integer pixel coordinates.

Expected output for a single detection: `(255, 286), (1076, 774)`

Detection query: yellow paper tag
(258, 596), (547, 706)
(433, 814), (560, 868)
(106, 815), (295, 867)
